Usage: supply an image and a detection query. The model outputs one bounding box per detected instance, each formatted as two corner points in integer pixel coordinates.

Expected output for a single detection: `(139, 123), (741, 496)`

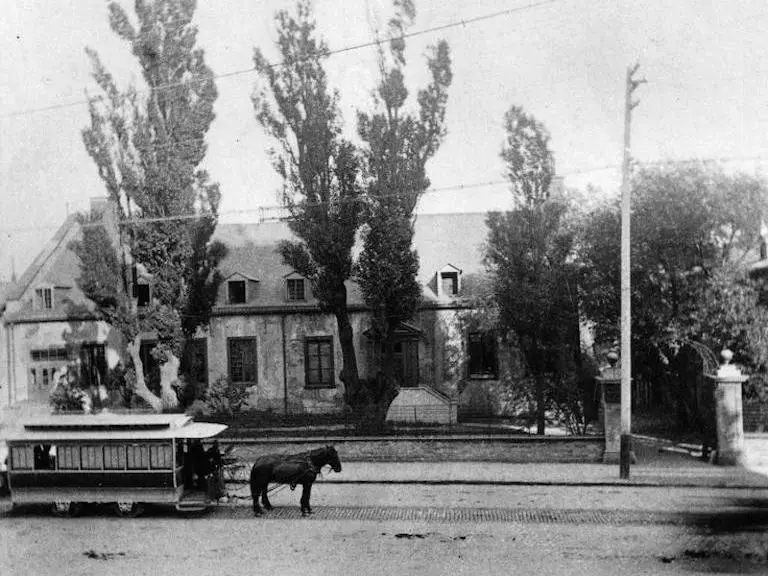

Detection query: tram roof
(5, 412), (228, 442)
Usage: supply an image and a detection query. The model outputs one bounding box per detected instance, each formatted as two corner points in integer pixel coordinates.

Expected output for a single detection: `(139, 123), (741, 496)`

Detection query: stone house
(0, 199), (510, 422)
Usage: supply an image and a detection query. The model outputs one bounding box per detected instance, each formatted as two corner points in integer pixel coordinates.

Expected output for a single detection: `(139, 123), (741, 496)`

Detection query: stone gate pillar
(711, 349), (748, 466)
(596, 351), (621, 464)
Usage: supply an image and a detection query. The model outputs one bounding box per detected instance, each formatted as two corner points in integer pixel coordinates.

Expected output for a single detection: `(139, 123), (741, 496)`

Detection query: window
(441, 272), (459, 296)
(127, 444), (149, 469)
(30, 348), (69, 362)
(103, 445), (126, 470)
(80, 343), (107, 388)
(150, 444), (173, 469)
(287, 278), (306, 301)
(58, 445), (80, 470)
(228, 280), (247, 304)
(468, 331), (498, 379)
(34, 444), (56, 470)
(305, 337), (334, 388)
(11, 446), (33, 470)
(35, 287), (53, 310)
(136, 283), (151, 307)
(80, 445), (103, 470)
(181, 338), (208, 389)
(139, 340), (162, 393)
(228, 337), (258, 384)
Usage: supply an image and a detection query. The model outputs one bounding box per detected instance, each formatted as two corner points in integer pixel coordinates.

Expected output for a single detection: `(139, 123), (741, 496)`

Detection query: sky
(2, 0), (768, 281)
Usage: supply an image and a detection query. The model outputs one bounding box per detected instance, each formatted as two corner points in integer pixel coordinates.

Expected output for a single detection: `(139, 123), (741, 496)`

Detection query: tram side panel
(7, 440), (180, 504)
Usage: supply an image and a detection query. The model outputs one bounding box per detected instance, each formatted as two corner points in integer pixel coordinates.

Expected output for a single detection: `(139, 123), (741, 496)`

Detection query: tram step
(176, 501), (208, 512)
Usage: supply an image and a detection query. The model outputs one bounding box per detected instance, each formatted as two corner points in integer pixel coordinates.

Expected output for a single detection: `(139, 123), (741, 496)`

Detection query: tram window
(103, 445), (126, 470)
(80, 446), (103, 470)
(11, 446), (33, 470)
(58, 445), (79, 470)
(33, 444), (56, 470)
(175, 442), (185, 468)
(150, 444), (173, 469)
(126, 444), (149, 469)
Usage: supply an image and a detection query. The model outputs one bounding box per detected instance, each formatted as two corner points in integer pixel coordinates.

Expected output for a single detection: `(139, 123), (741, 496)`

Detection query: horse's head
(325, 445), (342, 473)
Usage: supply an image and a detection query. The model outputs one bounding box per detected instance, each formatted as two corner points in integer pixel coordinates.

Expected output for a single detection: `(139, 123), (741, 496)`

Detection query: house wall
(417, 306), (518, 415)
(5, 319), (122, 405)
(1, 323), (9, 409)
(207, 311), (373, 413)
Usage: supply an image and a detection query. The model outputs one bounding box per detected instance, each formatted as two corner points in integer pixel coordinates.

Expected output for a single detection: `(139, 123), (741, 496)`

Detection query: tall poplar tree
(485, 106), (579, 435)
(252, 0), (365, 403)
(355, 0), (452, 429)
(77, 0), (225, 411)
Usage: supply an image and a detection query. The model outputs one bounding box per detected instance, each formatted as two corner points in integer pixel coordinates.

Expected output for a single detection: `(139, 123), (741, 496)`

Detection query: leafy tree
(252, 0), (365, 404)
(78, 0), (226, 411)
(577, 163), (768, 432)
(485, 106), (581, 435)
(355, 0), (452, 430)
(580, 164), (768, 349)
(500, 106), (554, 208)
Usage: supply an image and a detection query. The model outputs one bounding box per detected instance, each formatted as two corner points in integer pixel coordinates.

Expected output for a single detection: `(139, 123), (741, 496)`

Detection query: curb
(224, 477), (768, 489)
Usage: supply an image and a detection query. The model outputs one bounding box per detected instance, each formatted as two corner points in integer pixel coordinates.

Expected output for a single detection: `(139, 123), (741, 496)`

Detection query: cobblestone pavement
(175, 504), (714, 526)
(3, 506), (768, 575)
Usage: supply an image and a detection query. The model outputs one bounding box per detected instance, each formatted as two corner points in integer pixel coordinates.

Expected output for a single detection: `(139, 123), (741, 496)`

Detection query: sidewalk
(315, 460), (768, 488)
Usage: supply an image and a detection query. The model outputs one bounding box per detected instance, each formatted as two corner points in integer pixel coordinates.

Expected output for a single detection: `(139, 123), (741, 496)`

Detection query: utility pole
(620, 63), (645, 479)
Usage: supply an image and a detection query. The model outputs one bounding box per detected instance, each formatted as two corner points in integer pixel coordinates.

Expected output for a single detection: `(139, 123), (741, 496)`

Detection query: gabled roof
(6, 214), (79, 301)
(438, 263), (463, 274)
(4, 211), (492, 318)
(211, 213), (490, 308)
(283, 270), (305, 279)
(412, 213), (488, 284)
(222, 271), (259, 282)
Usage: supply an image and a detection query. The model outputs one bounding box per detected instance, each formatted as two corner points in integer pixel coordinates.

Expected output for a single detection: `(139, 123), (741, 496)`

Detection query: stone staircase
(386, 386), (457, 425)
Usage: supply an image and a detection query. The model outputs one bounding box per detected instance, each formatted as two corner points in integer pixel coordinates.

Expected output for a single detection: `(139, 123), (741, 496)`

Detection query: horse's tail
(249, 463), (259, 510)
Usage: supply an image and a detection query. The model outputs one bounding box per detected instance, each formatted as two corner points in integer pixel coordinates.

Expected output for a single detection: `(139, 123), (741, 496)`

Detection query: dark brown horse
(249, 445), (341, 516)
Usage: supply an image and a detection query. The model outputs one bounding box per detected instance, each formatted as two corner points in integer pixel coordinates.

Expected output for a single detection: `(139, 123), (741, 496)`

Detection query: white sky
(2, 0), (768, 281)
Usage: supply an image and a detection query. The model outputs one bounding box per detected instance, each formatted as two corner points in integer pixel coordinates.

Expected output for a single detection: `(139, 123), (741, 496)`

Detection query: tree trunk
(354, 324), (401, 433)
(158, 354), (181, 410)
(127, 339), (163, 412)
(335, 308), (361, 406)
(536, 374), (546, 435)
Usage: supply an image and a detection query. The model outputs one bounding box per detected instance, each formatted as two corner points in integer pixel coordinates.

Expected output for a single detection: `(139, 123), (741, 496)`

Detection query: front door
(394, 340), (419, 388)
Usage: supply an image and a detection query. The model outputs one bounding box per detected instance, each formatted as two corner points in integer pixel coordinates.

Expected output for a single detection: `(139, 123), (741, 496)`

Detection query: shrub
(188, 376), (250, 418)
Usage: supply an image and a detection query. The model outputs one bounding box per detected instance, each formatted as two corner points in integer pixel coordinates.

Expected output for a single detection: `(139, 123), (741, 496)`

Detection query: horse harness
(267, 454), (321, 494)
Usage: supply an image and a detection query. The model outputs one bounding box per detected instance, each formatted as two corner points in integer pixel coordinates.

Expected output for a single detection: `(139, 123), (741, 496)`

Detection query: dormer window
(228, 280), (247, 304)
(441, 272), (459, 296)
(437, 264), (462, 298)
(35, 287), (53, 310)
(287, 278), (306, 301)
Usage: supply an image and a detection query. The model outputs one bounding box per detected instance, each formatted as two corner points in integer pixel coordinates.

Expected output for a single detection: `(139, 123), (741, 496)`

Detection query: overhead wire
(1, 153), (766, 235)
(0, 0), (566, 120)
(2, 1), (768, 235)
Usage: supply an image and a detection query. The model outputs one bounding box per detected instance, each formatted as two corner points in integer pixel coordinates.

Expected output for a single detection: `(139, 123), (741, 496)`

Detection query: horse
(249, 445), (342, 516)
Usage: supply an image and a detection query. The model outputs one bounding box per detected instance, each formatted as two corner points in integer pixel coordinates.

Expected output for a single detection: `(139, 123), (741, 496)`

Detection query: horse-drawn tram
(5, 413), (227, 517)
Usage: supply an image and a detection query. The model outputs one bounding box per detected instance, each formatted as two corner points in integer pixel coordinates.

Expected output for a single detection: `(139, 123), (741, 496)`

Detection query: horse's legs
(251, 482), (263, 516)
(300, 482), (313, 515)
(261, 487), (273, 511)
(250, 468), (264, 516)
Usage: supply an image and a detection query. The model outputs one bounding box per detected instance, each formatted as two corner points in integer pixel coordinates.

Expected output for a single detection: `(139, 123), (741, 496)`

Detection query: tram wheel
(113, 501), (144, 518)
(51, 501), (84, 517)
